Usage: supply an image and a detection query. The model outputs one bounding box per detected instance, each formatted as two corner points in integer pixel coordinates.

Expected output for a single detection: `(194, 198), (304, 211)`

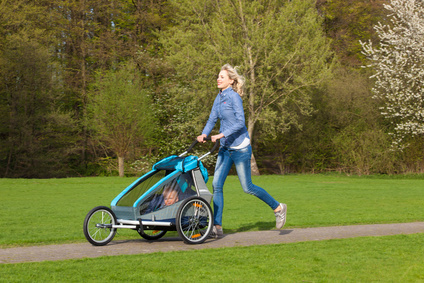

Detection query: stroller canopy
(153, 155), (209, 183)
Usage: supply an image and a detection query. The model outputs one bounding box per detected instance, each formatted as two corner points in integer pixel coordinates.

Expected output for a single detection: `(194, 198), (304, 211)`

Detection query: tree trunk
(118, 156), (125, 177)
(246, 56), (260, 176)
(250, 152), (260, 176)
(247, 115), (260, 176)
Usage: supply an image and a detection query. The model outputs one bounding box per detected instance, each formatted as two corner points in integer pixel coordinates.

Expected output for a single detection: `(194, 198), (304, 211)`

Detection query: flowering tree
(361, 0), (424, 149)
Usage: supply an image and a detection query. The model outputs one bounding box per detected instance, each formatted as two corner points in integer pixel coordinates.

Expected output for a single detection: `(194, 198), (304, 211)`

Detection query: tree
(0, 35), (78, 177)
(0, 0), (78, 178)
(361, 0), (424, 149)
(55, 0), (119, 167)
(317, 0), (388, 66)
(0, 0), (175, 177)
(89, 61), (157, 177)
(54, 0), (173, 171)
(160, 0), (334, 174)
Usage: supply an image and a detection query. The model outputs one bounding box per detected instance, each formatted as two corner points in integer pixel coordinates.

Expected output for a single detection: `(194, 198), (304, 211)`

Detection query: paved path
(1, 222), (424, 264)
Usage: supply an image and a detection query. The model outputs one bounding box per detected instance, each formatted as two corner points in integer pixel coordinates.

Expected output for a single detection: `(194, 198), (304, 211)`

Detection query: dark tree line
(0, 0), (171, 177)
(1, 0), (423, 178)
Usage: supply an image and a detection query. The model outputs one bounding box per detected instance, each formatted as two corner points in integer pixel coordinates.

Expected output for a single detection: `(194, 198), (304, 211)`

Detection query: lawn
(1, 174), (424, 282)
(1, 174), (424, 246)
(0, 234), (423, 282)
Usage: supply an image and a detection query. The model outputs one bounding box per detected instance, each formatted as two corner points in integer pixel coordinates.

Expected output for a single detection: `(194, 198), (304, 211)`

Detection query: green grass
(1, 174), (424, 247)
(1, 234), (423, 282)
(1, 174), (424, 281)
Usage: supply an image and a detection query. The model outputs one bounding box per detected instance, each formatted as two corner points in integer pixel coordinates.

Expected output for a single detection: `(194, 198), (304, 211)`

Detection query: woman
(197, 64), (287, 238)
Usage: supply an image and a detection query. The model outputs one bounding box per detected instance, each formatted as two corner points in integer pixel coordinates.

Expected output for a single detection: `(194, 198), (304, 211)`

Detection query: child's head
(163, 186), (179, 206)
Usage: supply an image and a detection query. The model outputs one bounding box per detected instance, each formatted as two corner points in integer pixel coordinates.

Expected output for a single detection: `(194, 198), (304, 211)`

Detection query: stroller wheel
(83, 206), (117, 246)
(138, 230), (167, 240)
(176, 196), (213, 244)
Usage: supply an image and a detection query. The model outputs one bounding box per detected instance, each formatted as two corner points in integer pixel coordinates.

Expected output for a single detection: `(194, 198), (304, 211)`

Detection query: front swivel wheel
(83, 206), (117, 246)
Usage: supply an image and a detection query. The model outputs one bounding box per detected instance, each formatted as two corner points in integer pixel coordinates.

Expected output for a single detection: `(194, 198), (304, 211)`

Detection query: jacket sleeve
(201, 95), (220, 137)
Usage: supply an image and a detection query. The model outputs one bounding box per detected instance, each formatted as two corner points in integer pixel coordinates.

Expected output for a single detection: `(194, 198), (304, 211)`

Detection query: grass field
(1, 174), (423, 247)
(0, 234), (423, 282)
(1, 174), (424, 282)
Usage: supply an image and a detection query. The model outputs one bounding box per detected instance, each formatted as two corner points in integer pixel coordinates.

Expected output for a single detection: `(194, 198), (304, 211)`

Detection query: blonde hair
(221, 64), (245, 97)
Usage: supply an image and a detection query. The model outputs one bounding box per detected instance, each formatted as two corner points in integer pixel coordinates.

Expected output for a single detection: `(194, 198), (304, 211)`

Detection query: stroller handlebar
(179, 137), (219, 159)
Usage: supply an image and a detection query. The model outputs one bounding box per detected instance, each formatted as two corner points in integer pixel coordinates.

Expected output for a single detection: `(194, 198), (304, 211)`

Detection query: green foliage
(321, 68), (396, 174)
(394, 136), (424, 174)
(161, 0), (335, 143)
(88, 61), (158, 176)
(257, 67), (399, 175)
(0, 0), (423, 177)
(317, 0), (389, 66)
(150, 83), (203, 155)
(331, 127), (395, 175)
(0, 35), (78, 178)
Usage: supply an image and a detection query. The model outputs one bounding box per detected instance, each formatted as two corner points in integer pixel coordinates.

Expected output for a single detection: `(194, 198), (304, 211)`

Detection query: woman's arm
(211, 133), (225, 142)
(200, 95), (220, 138)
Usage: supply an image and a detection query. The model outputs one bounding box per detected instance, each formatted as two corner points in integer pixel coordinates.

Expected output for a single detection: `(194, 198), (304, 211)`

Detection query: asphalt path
(1, 222), (424, 264)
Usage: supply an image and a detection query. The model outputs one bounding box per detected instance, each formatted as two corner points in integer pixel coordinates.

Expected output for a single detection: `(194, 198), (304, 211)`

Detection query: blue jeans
(212, 145), (280, 226)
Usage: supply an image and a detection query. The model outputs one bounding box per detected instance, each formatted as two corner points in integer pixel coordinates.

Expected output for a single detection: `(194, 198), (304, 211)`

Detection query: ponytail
(221, 64), (245, 97)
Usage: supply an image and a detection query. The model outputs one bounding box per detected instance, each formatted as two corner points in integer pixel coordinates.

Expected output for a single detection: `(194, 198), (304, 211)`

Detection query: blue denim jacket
(201, 87), (250, 148)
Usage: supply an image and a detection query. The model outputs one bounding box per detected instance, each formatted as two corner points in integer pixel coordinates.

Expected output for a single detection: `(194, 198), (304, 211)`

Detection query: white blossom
(360, 0), (424, 149)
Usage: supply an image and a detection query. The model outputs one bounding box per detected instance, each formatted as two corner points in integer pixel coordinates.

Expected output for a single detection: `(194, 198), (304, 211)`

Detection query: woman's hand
(211, 133), (225, 142)
(197, 134), (207, 143)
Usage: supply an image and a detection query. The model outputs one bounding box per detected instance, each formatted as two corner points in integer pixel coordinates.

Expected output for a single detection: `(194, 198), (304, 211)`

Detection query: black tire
(83, 206), (117, 246)
(138, 229), (167, 240)
(176, 196), (213, 244)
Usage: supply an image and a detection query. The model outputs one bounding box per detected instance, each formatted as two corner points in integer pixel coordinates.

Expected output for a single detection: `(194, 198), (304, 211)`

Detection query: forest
(1, 0), (424, 178)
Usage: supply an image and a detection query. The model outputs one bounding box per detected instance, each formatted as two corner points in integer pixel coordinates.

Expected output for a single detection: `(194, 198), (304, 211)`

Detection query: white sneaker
(274, 203), (287, 229)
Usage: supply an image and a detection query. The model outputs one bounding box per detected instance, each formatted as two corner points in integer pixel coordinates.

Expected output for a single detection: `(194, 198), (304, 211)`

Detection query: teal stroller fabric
(153, 155), (209, 183)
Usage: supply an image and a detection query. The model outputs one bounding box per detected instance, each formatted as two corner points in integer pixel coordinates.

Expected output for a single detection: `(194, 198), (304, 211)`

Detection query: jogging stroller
(83, 138), (218, 245)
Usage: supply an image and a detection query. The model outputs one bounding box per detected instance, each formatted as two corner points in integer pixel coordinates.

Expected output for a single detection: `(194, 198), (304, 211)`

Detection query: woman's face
(217, 70), (234, 90)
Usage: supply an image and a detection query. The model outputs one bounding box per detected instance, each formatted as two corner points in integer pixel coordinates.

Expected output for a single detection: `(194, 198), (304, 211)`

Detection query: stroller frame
(83, 139), (218, 245)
